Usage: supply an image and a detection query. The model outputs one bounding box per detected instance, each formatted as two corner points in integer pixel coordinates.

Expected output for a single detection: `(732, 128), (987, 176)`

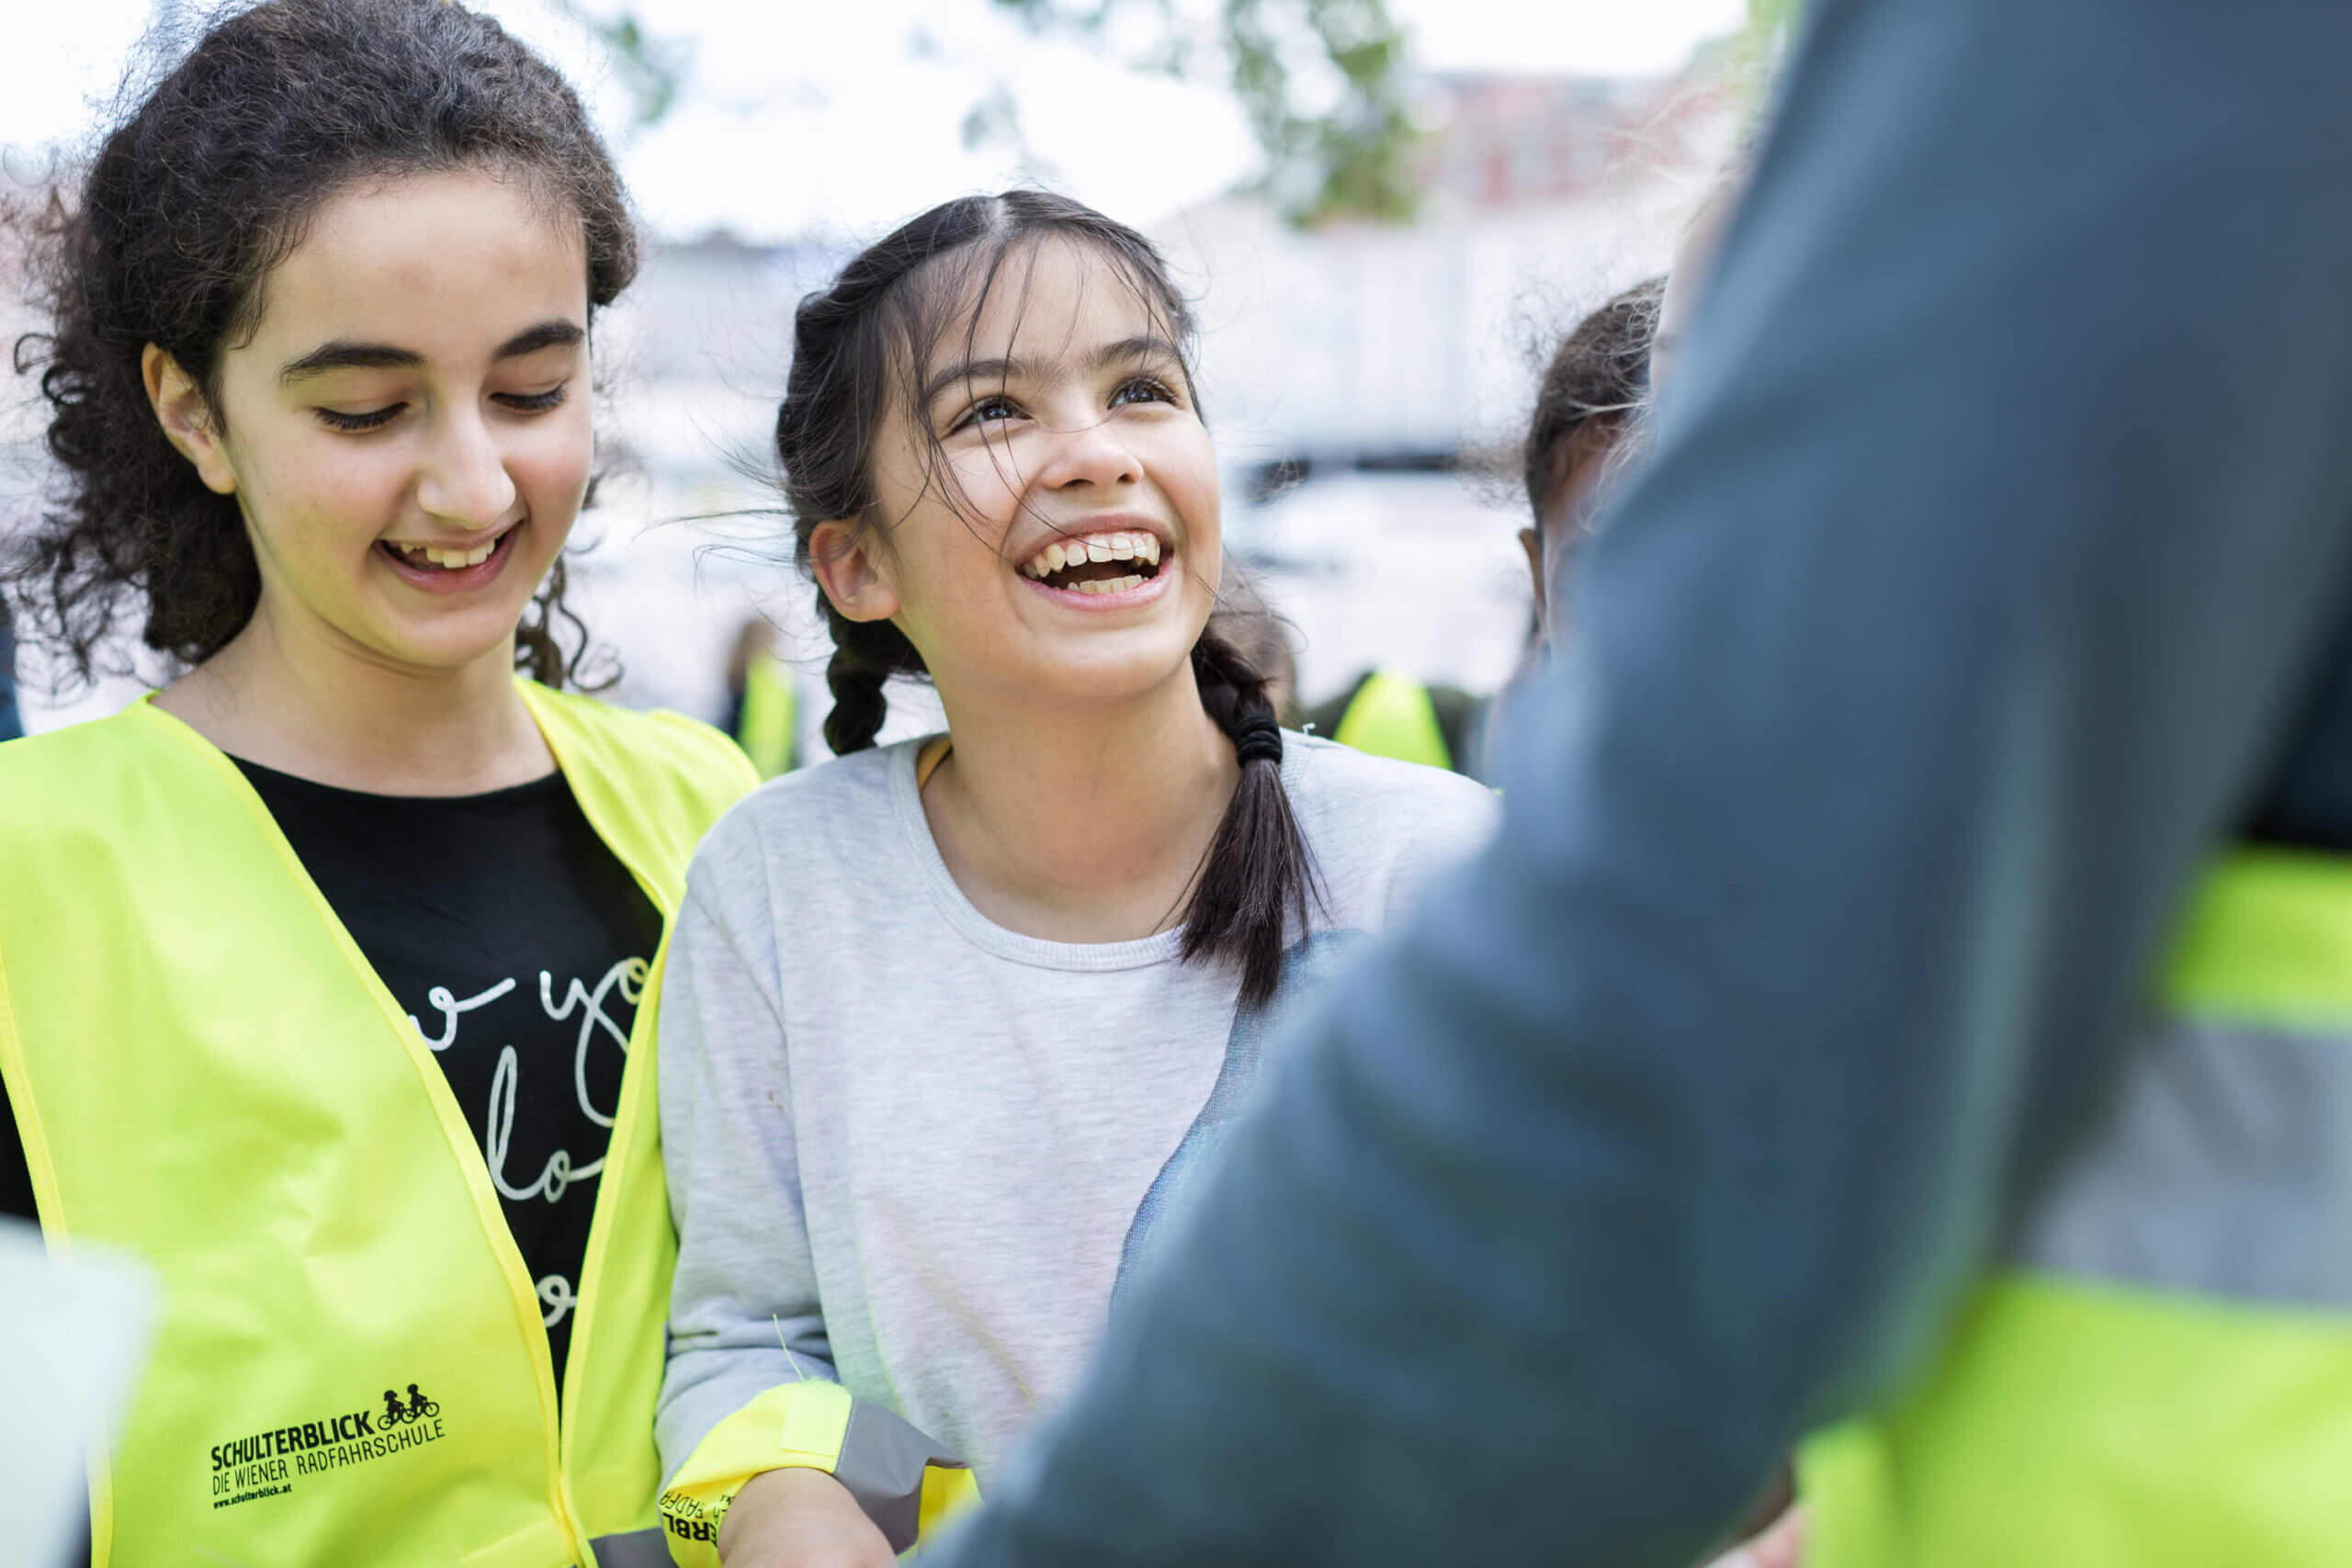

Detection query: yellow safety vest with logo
(1801, 849), (2352, 1565)
(1331, 669), (1453, 773)
(0, 682), (756, 1568)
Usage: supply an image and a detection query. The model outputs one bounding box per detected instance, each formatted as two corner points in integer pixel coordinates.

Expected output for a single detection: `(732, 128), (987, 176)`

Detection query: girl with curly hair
(0, 4), (752, 1562)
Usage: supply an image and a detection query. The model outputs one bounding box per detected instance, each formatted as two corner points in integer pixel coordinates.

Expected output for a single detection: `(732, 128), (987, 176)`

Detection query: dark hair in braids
(6, 0), (636, 689)
(775, 189), (1320, 1006)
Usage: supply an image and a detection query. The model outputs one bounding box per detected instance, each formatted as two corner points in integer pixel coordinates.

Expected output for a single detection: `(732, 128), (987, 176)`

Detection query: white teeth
(1075, 574), (1144, 595)
(1020, 531), (1164, 580)
(392, 533), (502, 570)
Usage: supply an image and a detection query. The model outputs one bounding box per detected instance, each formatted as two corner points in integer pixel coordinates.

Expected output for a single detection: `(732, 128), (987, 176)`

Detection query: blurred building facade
(1148, 61), (1742, 712)
(3, 54), (1741, 742)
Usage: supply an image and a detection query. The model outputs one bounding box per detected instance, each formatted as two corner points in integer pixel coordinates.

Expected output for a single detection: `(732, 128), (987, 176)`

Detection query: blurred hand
(718, 1466), (896, 1568)
(1705, 1504), (1807, 1568)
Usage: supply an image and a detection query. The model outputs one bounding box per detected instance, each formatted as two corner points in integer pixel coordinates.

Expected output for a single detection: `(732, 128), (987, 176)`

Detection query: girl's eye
(953, 394), (1022, 434)
(497, 384), (571, 414)
(316, 404), (402, 434)
(1111, 376), (1177, 409)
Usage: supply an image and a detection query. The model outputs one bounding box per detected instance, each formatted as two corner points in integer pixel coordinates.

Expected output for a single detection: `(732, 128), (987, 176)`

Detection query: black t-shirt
(0, 758), (660, 1394)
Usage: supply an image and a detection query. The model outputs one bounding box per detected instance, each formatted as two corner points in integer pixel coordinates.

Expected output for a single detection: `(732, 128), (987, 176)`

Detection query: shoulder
(0, 706), (140, 781)
(522, 683), (759, 850)
(0, 705), (173, 830)
(684, 739), (916, 920)
(1283, 732), (1499, 842)
(1282, 733), (1499, 921)
(527, 682), (755, 793)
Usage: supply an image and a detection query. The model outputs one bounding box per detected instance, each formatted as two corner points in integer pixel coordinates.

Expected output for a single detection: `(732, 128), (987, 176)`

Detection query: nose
(1033, 413), (1141, 494)
(414, 407), (519, 531)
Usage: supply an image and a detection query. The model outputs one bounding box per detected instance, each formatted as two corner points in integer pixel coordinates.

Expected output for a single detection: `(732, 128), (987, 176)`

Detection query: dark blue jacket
(932, 0), (2352, 1562)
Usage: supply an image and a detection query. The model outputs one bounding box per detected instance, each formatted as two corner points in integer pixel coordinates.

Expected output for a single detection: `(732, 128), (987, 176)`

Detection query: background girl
(650, 190), (1498, 1566)
(0, 3), (752, 1562)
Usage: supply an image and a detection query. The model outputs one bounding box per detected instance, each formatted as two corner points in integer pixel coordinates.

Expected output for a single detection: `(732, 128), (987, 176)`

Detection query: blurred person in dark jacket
(926, 0), (2352, 1564)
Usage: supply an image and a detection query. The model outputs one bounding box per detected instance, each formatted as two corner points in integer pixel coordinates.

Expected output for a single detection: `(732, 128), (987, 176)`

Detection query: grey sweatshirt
(653, 733), (1498, 1487)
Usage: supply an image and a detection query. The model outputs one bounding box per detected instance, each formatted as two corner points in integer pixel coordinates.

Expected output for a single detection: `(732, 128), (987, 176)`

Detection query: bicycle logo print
(207, 1376), (455, 1510)
(381, 1383), (442, 1427)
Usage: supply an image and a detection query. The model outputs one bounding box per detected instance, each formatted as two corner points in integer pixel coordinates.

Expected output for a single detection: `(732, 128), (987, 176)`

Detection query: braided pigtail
(821, 610), (923, 754)
(1180, 621), (1325, 1009)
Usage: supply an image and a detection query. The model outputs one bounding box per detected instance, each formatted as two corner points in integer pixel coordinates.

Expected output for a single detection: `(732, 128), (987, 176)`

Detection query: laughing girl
(652, 192), (1497, 1565)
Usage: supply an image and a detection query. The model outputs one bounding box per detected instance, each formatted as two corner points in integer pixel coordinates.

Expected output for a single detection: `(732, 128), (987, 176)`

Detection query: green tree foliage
(549, 0), (1414, 224)
(549, 2), (691, 130)
(993, 0), (1420, 226)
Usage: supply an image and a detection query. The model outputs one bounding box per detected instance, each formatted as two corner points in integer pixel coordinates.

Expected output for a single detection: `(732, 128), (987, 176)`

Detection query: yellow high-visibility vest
(734, 655), (797, 781)
(1331, 670), (1453, 773)
(0, 682), (755, 1568)
(1802, 850), (2352, 1565)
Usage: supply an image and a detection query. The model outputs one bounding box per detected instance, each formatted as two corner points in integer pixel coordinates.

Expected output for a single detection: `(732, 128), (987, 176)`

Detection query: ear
(1517, 526), (1549, 626)
(808, 519), (900, 624)
(142, 344), (237, 496)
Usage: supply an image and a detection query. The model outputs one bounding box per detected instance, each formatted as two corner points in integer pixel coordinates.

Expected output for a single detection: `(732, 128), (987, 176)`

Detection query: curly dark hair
(1522, 276), (1663, 523)
(6, 0), (637, 689)
(776, 189), (1321, 1008)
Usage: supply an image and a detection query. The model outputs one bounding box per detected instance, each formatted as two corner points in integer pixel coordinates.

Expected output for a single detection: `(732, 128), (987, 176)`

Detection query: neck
(154, 595), (553, 795)
(923, 660), (1239, 943)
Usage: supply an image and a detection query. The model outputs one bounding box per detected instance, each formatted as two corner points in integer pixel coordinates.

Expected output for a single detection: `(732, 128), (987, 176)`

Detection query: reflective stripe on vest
(0, 683), (756, 1568)
(657, 1381), (979, 1565)
(1330, 670), (1453, 772)
(1801, 850), (2352, 1567)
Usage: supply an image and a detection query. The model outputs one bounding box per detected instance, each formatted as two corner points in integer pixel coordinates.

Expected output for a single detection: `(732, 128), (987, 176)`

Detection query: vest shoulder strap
(517, 682), (758, 906)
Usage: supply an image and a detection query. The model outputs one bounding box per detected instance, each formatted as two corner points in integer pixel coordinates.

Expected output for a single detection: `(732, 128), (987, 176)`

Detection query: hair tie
(1234, 714), (1283, 767)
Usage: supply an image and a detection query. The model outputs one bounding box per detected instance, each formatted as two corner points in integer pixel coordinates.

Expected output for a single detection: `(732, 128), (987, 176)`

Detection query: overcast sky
(2, 0), (1744, 240)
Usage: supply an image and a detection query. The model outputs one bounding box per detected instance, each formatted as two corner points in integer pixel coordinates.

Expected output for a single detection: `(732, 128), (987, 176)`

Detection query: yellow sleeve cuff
(658, 1381), (854, 1567)
(656, 1382), (982, 1563)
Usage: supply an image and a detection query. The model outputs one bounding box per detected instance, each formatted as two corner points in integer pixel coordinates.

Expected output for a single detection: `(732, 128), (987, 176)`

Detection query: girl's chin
(363, 600), (543, 674)
(997, 628), (1208, 704)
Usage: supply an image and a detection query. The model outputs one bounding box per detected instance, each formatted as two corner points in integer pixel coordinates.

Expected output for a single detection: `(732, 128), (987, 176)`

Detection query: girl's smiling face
(813, 237), (1222, 714)
(147, 167), (593, 677)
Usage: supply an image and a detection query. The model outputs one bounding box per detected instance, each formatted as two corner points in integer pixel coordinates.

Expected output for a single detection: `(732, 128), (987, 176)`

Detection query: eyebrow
(277, 318), (586, 386)
(922, 333), (1183, 409)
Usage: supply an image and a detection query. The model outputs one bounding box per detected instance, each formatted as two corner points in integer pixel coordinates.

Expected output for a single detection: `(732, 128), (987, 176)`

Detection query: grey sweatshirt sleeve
(654, 831), (839, 1482)
(928, 1), (2352, 1564)
(657, 813), (968, 1551)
